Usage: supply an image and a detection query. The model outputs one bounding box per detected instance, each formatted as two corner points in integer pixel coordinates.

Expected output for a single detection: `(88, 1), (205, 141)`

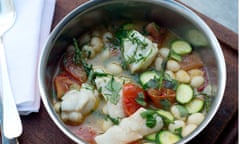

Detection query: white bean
(93, 66), (106, 73)
(181, 124), (197, 137)
(91, 37), (104, 53)
(175, 70), (191, 83)
(165, 70), (176, 79)
(187, 113), (205, 125)
(82, 45), (96, 58)
(190, 76), (205, 88)
(168, 120), (186, 133)
(167, 60), (180, 72)
(159, 47), (170, 58)
(102, 32), (113, 43)
(68, 112), (83, 122)
(154, 57), (163, 71)
(106, 62), (123, 75)
(188, 69), (204, 78)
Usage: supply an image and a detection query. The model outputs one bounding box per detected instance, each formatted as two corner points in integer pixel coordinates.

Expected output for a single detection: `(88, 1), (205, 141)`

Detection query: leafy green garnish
(140, 110), (158, 128)
(105, 76), (122, 105)
(135, 92), (147, 107)
(176, 105), (189, 117)
(174, 127), (183, 137)
(200, 93), (212, 112)
(87, 71), (108, 83)
(121, 59), (128, 70)
(143, 77), (160, 89)
(128, 33), (148, 50)
(160, 99), (171, 110)
(72, 38), (82, 65)
(93, 110), (120, 125)
(158, 59), (168, 89)
(145, 116), (157, 128)
(164, 73), (179, 90)
(73, 38), (92, 76)
(106, 115), (120, 125)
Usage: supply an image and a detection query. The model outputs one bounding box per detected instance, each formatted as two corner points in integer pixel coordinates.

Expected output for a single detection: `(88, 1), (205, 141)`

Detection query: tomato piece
(75, 125), (97, 144)
(63, 48), (87, 83)
(179, 53), (203, 71)
(145, 22), (167, 44)
(54, 72), (80, 99)
(147, 88), (176, 108)
(122, 83), (146, 116)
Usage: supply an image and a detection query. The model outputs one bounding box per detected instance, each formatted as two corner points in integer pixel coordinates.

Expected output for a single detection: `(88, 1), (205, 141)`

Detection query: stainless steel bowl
(38, 0), (226, 143)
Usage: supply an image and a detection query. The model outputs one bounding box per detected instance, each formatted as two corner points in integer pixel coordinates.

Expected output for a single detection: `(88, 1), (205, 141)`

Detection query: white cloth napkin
(2, 0), (56, 115)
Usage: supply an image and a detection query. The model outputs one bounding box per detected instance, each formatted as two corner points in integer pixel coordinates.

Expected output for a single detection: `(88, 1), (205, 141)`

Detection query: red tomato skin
(122, 83), (146, 116)
(54, 72), (80, 99)
(63, 48), (87, 83)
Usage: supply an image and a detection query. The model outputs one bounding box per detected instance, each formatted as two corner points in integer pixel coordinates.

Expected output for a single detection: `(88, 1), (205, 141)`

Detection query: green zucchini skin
(176, 84), (194, 104)
(185, 98), (205, 114)
(171, 40), (192, 55)
(156, 130), (181, 144)
(140, 71), (159, 86)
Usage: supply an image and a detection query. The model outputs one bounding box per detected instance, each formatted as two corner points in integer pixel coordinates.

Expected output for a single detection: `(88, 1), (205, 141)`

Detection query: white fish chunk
(95, 75), (129, 119)
(57, 83), (99, 124)
(95, 125), (142, 144)
(122, 30), (158, 73)
(102, 89), (125, 119)
(95, 108), (163, 144)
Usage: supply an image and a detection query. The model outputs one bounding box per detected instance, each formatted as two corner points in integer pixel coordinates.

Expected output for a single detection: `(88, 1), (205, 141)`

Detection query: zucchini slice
(157, 109), (174, 124)
(140, 71), (159, 86)
(171, 40), (192, 55)
(156, 130), (181, 144)
(185, 98), (204, 114)
(170, 51), (182, 62)
(176, 84), (193, 104)
(144, 133), (157, 142)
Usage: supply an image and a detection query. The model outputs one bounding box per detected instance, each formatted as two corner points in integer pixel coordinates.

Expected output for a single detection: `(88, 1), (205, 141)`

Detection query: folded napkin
(2, 0), (56, 115)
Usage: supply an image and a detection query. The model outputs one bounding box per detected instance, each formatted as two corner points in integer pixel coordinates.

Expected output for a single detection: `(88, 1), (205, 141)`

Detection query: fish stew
(53, 21), (212, 144)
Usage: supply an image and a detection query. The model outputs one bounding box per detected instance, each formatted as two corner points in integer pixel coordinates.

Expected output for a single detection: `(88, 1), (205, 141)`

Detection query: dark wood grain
(10, 0), (238, 144)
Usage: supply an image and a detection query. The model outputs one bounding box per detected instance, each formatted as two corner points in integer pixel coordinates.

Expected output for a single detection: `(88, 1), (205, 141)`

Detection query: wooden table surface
(11, 0), (239, 144)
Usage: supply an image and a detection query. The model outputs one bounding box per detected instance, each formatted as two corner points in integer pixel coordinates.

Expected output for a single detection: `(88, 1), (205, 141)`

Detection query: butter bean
(181, 124), (197, 137)
(190, 76), (205, 88)
(167, 60), (180, 72)
(154, 56), (163, 71)
(159, 47), (170, 58)
(176, 70), (191, 83)
(187, 113), (205, 125)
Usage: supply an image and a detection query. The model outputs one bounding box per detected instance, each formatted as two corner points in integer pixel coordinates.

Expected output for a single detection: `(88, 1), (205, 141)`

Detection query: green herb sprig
(140, 110), (158, 128)
(104, 76), (122, 105)
(73, 38), (92, 76)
